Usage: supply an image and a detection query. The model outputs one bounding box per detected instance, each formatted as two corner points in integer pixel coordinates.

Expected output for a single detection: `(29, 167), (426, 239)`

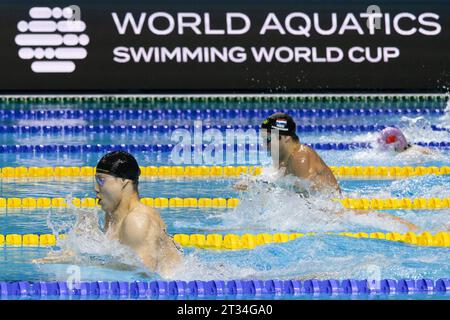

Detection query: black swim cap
(96, 151), (141, 181)
(261, 113), (297, 137)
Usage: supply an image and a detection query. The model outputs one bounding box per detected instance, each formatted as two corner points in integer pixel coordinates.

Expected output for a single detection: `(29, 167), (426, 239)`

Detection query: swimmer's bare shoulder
(122, 203), (182, 275)
(121, 203), (169, 250)
(289, 144), (319, 177)
(291, 144), (340, 192)
(297, 144), (323, 164)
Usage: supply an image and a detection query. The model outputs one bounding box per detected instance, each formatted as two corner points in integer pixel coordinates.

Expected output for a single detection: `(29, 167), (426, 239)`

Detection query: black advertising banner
(0, 0), (449, 93)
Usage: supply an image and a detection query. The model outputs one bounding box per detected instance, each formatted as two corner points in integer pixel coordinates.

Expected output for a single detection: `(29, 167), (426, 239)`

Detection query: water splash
(168, 235), (450, 281)
(43, 196), (149, 275)
(350, 146), (445, 166)
(439, 97), (450, 128)
(210, 170), (415, 233)
(36, 165), (449, 282)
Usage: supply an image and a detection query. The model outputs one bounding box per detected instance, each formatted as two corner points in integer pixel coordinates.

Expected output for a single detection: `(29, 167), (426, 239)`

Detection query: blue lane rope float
(0, 124), (448, 135)
(0, 279), (448, 297)
(0, 107), (444, 120)
(0, 142), (448, 154)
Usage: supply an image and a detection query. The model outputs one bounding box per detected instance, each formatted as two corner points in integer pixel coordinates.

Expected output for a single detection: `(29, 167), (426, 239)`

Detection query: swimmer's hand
(233, 181), (249, 191)
(32, 250), (75, 264)
(233, 178), (278, 191)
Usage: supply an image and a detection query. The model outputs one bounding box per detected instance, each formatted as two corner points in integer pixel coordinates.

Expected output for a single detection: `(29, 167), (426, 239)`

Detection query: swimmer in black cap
(33, 151), (182, 276)
(234, 113), (418, 231)
(235, 112), (341, 194)
(94, 151), (182, 276)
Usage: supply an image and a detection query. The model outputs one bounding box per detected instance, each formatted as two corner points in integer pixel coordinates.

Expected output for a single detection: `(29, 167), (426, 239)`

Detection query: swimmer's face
(261, 129), (290, 156)
(95, 173), (128, 212)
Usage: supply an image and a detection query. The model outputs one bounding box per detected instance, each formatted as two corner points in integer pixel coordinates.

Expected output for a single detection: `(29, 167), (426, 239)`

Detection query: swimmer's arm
(125, 212), (181, 277)
(31, 249), (75, 264)
(317, 168), (342, 195)
(122, 211), (159, 272)
(289, 155), (315, 193)
(290, 153), (332, 192)
(346, 210), (419, 232)
(290, 152), (310, 181)
(291, 154), (341, 193)
(373, 212), (419, 232)
(412, 145), (434, 155)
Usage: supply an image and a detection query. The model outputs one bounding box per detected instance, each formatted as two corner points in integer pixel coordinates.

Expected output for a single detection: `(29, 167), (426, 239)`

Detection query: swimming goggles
(95, 175), (106, 187)
(265, 135), (282, 143)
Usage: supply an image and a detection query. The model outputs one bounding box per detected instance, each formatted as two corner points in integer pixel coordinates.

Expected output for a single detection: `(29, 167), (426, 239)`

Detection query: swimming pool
(0, 95), (449, 300)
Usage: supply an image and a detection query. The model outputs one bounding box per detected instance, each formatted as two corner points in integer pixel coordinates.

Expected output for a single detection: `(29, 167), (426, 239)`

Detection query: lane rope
(0, 142), (448, 154)
(0, 123), (448, 134)
(0, 107), (444, 120)
(173, 231), (450, 248)
(1, 165), (448, 179)
(339, 197), (450, 210)
(1, 278), (449, 297)
(1, 231), (449, 248)
(0, 197), (449, 210)
(0, 94), (446, 104)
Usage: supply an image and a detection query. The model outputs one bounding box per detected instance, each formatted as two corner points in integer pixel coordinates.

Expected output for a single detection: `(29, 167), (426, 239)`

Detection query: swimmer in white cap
(377, 127), (434, 155)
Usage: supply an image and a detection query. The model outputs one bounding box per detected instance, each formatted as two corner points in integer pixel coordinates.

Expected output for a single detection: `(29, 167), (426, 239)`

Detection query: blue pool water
(0, 97), (449, 299)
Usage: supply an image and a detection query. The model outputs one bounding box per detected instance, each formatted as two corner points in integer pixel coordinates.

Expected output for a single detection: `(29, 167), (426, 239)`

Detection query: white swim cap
(377, 127), (409, 152)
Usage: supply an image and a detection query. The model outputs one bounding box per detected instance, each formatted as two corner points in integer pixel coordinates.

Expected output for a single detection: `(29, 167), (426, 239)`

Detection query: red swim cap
(385, 135), (398, 144)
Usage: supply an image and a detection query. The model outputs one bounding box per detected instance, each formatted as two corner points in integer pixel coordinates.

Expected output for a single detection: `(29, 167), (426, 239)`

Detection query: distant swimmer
(377, 127), (434, 155)
(234, 112), (341, 195)
(233, 114), (419, 232)
(34, 151), (182, 277)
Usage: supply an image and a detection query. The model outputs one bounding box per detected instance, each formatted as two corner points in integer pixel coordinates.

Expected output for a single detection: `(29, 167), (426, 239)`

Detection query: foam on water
(40, 199), (151, 276)
(350, 146), (444, 166)
(28, 106), (449, 282)
(211, 168), (418, 234)
(32, 191), (384, 281)
(168, 235), (450, 281)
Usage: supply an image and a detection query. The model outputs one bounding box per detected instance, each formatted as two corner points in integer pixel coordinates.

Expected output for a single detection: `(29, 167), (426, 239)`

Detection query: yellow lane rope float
(339, 197), (450, 210)
(0, 165), (449, 179)
(0, 197), (448, 210)
(172, 232), (450, 248)
(1, 232), (449, 248)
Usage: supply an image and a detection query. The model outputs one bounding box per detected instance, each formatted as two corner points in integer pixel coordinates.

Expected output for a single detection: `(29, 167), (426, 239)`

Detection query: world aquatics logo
(15, 6), (89, 73)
